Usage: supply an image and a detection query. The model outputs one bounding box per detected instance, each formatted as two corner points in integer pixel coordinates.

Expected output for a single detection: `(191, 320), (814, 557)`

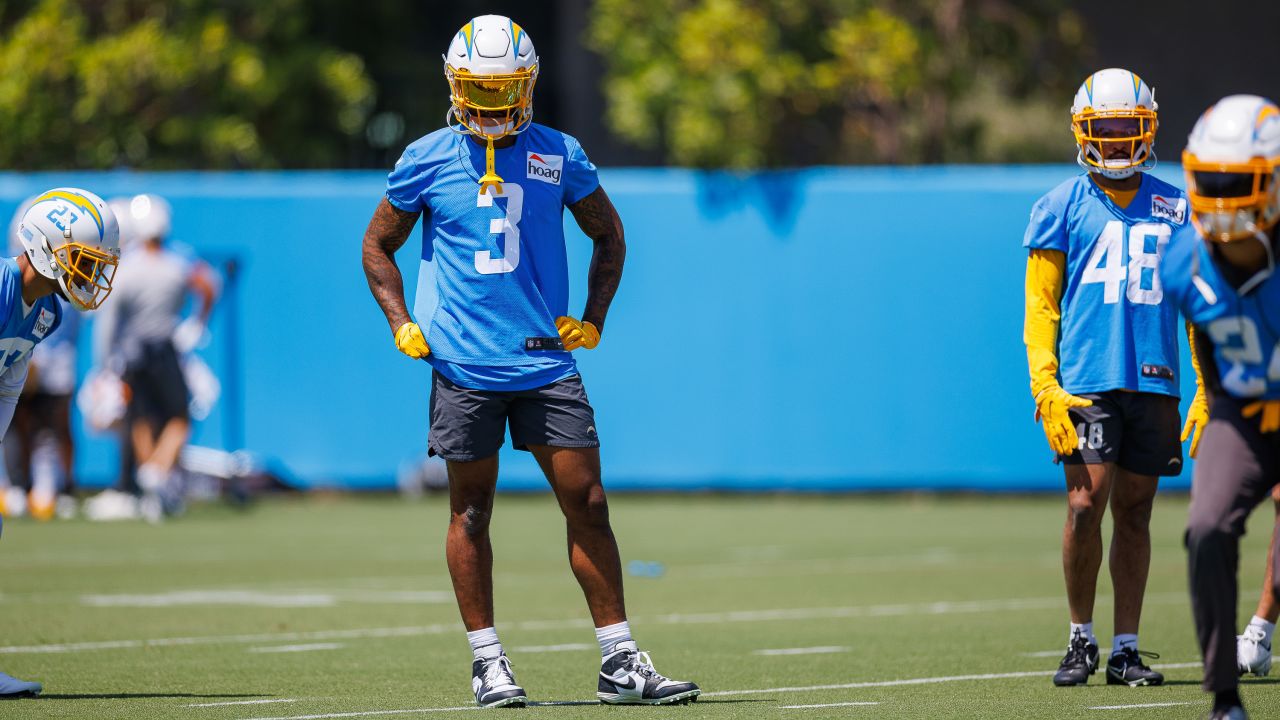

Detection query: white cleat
(597, 641), (700, 705)
(1238, 626), (1272, 677)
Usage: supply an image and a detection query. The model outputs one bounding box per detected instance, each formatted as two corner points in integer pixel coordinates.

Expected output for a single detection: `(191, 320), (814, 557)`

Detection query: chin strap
(478, 137), (504, 196)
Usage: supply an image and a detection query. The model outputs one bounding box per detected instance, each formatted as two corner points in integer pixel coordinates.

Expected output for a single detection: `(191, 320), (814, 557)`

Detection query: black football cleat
(1053, 630), (1100, 686)
(1105, 647), (1164, 686)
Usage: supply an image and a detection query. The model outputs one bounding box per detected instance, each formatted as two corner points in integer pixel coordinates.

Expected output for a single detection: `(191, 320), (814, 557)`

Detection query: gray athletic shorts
(1062, 390), (1183, 476)
(428, 371), (599, 462)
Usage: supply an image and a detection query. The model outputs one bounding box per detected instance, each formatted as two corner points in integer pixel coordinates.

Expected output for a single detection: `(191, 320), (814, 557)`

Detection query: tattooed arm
(568, 186), (626, 332)
(361, 198), (422, 333)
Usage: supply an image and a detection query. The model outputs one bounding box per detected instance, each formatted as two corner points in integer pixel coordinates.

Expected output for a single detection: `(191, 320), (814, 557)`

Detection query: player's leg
(1055, 460), (1112, 685)
(1105, 467), (1162, 685)
(527, 444), (625, 626)
(50, 393), (77, 517)
(431, 372), (525, 708)
(1238, 487), (1280, 677)
(513, 376), (698, 705)
(1186, 397), (1276, 716)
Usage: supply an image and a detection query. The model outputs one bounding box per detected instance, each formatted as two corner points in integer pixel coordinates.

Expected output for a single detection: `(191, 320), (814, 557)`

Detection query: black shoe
(1053, 630), (1099, 686)
(597, 641), (700, 705)
(471, 654), (527, 708)
(1106, 647), (1164, 686)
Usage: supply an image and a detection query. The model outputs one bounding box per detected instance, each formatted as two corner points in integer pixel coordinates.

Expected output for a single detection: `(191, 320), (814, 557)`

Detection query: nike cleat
(0, 671), (41, 697)
(1238, 625), (1272, 677)
(1106, 647), (1164, 686)
(598, 641), (700, 705)
(1053, 630), (1099, 686)
(471, 654), (527, 708)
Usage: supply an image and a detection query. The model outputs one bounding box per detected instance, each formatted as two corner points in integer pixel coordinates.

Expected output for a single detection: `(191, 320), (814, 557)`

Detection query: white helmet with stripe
(1183, 94), (1280, 243)
(16, 188), (120, 310)
(1071, 68), (1159, 179)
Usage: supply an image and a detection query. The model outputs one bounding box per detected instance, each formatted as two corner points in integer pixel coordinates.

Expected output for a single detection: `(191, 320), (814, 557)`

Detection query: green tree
(0, 0), (374, 169)
(587, 0), (1090, 167)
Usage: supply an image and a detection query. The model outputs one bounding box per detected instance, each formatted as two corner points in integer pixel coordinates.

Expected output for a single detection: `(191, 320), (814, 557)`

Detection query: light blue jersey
(0, 257), (62, 378)
(1162, 232), (1280, 400)
(1023, 173), (1189, 397)
(386, 124), (600, 391)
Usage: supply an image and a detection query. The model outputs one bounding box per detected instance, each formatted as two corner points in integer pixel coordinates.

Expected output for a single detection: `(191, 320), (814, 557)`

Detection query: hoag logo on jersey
(527, 152), (563, 185)
(1151, 194), (1187, 224)
(33, 308), (55, 339)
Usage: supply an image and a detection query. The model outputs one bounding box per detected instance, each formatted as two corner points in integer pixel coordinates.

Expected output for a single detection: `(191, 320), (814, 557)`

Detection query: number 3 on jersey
(475, 184), (524, 275)
(1081, 220), (1170, 305)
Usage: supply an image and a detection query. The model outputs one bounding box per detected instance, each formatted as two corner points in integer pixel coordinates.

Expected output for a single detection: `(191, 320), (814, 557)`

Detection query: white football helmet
(16, 188), (120, 311)
(443, 15), (538, 140)
(1071, 68), (1158, 178)
(1183, 95), (1280, 242)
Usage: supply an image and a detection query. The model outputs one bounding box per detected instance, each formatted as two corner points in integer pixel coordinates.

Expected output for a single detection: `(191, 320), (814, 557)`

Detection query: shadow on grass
(33, 693), (270, 700)
(527, 699), (770, 707)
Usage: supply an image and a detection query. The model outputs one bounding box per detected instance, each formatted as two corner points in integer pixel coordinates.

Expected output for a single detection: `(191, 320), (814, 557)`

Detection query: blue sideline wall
(0, 167), (1199, 491)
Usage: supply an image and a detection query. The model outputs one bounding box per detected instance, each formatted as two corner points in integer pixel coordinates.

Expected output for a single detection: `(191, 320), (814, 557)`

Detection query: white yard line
(248, 643), (345, 654)
(754, 646), (850, 656)
(241, 708), (479, 720)
(1089, 702), (1197, 710)
(511, 643), (594, 653)
(0, 593), (1186, 656)
(780, 701), (881, 709)
(187, 699), (299, 708)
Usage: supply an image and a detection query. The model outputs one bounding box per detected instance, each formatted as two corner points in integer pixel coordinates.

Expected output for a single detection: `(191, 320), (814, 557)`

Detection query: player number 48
(1081, 220), (1170, 305)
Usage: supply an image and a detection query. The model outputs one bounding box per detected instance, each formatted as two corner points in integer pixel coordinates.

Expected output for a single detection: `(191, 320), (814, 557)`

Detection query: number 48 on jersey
(1081, 220), (1170, 305)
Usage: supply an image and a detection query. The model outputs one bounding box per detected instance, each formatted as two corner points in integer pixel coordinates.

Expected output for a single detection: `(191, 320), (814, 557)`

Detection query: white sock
(1069, 622), (1095, 647)
(1111, 633), (1138, 656)
(1249, 615), (1276, 644)
(595, 621), (632, 655)
(466, 627), (502, 661)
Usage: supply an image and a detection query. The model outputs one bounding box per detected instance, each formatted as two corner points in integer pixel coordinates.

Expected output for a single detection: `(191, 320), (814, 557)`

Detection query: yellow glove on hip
(1243, 400), (1280, 434)
(1181, 389), (1210, 458)
(1034, 385), (1093, 456)
(555, 316), (600, 351)
(394, 321), (430, 359)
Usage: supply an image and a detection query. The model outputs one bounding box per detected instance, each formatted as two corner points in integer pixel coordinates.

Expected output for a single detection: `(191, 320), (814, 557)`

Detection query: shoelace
(483, 655), (516, 687)
(1116, 647), (1159, 668)
(1060, 632), (1091, 668)
(1242, 625), (1269, 645)
(629, 651), (671, 684)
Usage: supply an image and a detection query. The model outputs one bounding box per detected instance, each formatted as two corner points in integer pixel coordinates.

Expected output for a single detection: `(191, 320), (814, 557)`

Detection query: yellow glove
(1034, 384), (1094, 456)
(1243, 400), (1280, 434)
(555, 316), (600, 351)
(393, 321), (430, 359)
(1182, 388), (1209, 458)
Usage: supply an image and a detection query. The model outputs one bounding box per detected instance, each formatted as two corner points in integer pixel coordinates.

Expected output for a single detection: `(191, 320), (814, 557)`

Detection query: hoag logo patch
(33, 308), (55, 339)
(1151, 194), (1187, 224)
(527, 152), (563, 185)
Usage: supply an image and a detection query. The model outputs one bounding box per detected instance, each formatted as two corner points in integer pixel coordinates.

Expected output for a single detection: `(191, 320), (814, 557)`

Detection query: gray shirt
(94, 246), (193, 368)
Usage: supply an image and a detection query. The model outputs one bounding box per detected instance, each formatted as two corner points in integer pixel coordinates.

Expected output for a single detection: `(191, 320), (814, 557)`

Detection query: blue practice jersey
(0, 257), (62, 379)
(1162, 232), (1280, 400)
(386, 124), (600, 391)
(1023, 174), (1189, 397)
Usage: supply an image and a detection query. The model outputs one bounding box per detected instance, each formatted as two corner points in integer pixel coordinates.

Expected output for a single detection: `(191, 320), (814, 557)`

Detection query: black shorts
(1062, 390), (1183, 476)
(428, 372), (599, 462)
(124, 340), (190, 424)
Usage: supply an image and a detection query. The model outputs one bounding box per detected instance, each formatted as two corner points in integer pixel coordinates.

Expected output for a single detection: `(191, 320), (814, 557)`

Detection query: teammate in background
(1164, 94), (1280, 720)
(1237, 486), (1280, 677)
(362, 15), (698, 708)
(1023, 68), (1196, 687)
(92, 195), (216, 517)
(0, 188), (120, 697)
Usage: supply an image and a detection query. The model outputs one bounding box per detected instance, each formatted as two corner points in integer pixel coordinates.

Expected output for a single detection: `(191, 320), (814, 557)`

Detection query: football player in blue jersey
(1024, 68), (1199, 688)
(1164, 94), (1280, 720)
(0, 188), (120, 697)
(361, 15), (699, 708)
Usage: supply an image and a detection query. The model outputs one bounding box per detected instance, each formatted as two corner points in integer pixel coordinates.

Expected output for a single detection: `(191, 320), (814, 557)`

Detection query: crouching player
(1163, 94), (1280, 720)
(0, 188), (120, 697)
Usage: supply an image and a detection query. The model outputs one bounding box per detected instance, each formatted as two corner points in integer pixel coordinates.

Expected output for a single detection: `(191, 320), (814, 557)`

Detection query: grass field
(1, 493), (1277, 719)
